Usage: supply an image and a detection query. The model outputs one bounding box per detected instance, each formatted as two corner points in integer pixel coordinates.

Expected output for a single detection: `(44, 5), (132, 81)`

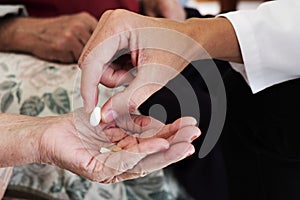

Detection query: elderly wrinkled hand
(39, 108), (200, 183)
(0, 12), (97, 63)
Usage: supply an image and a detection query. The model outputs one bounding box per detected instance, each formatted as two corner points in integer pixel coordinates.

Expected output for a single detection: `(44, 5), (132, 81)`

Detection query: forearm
(183, 17), (243, 63)
(0, 16), (31, 53)
(0, 113), (49, 167)
(0, 17), (19, 52)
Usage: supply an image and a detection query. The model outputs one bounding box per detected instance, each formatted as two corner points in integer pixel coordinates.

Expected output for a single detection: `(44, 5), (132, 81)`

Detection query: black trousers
(140, 60), (230, 200)
(221, 69), (300, 200)
(140, 62), (300, 200)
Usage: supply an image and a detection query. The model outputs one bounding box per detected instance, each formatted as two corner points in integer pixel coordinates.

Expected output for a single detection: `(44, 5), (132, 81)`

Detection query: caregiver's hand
(79, 10), (203, 121)
(40, 108), (200, 183)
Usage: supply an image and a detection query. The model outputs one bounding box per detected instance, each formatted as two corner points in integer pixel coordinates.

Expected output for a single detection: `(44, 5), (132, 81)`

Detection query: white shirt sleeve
(0, 5), (27, 17)
(219, 0), (300, 93)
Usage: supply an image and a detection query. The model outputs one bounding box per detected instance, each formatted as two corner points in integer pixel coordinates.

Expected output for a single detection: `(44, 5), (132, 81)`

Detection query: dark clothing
(221, 69), (300, 200)
(140, 60), (231, 200)
(141, 63), (300, 200)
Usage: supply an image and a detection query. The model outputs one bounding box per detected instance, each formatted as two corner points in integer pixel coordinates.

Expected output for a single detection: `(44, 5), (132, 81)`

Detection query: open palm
(40, 108), (200, 183)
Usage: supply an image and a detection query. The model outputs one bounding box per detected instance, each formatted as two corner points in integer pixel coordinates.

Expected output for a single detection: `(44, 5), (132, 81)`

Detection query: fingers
(79, 9), (192, 114)
(20, 12), (97, 63)
(94, 137), (169, 183)
(63, 12), (96, 61)
(168, 126), (201, 144)
(76, 12), (98, 33)
(152, 117), (197, 139)
(137, 142), (194, 172)
(114, 142), (195, 182)
(101, 63), (178, 123)
(78, 10), (114, 64)
(109, 115), (200, 152)
(80, 59), (102, 112)
(72, 108), (200, 183)
(79, 10), (131, 113)
(100, 66), (134, 88)
(113, 114), (163, 134)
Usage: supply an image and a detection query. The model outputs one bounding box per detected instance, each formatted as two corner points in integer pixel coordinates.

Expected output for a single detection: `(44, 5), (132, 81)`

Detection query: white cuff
(0, 5), (28, 18)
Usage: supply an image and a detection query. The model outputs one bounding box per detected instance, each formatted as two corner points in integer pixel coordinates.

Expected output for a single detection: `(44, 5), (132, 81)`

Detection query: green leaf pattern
(17, 88), (71, 116)
(0, 80), (17, 90)
(20, 96), (45, 116)
(16, 87), (22, 104)
(0, 53), (185, 200)
(1, 91), (14, 112)
(43, 87), (70, 114)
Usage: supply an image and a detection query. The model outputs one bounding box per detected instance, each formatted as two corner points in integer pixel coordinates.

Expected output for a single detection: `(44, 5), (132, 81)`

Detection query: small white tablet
(99, 146), (122, 154)
(90, 106), (101, 127)
(99, 147), (111, 153)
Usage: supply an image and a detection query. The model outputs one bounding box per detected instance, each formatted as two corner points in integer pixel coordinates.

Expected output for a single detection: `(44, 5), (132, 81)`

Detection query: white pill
(90, 106), (101, 127)
(99, 147), (111, 153)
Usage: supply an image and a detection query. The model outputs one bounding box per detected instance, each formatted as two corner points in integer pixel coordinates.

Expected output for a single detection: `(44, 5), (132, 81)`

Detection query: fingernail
(185, 153), (193, 158)
(102, 110), (118, 123)
(185, 147), (195, 158)
(160, 143), (170, 151)
(191, 134), (200, 142)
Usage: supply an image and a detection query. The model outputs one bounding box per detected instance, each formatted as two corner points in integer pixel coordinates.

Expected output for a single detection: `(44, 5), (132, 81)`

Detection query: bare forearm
(0, 17), (21, 52)
(183, 17), (243, 63)
(0, 113), (47, 167)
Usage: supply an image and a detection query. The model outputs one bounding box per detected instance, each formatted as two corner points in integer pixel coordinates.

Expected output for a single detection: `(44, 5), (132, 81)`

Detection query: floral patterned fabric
(0, 167), (13, 198)
(0, 52), (188, 200)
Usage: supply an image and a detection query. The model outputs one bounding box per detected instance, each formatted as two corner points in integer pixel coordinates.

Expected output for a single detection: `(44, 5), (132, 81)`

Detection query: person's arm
(219, 0), (300, 93)
(0, 12), (97, 63)
(184, 17), (242, 63)
(0, 110), (199, 183)
(78, 9), (241, 120)
(0, 113), (43, 167)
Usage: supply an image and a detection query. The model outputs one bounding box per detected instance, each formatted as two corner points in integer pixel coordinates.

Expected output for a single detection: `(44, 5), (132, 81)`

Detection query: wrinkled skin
(40, 108), (200, 183)
(0, 12), (97, 63)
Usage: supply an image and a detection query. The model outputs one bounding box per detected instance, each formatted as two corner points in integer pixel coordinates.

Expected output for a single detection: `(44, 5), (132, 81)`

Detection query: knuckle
(63, 31), (73, 39)
(50, 42), (63, 52)
(54, 33), (74, 48)
(133, 115), (150, 128)
(106, 9), (127, 24)
(69, 21), (85, 31)
(78, 11), (93, 19)
(102, 9), (114, 18)
(110, 9), (128, 21)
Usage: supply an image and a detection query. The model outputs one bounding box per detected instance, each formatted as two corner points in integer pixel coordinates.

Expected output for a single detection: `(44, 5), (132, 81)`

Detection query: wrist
(31, 116), (57, 164)
(0, 17), (19, 51)
(0, 114), (48, 167)
(0, 17), (35, 53)
(183, 17), (242, 63)
(0, 17), (22, 51)
(38, 114), (75, 166)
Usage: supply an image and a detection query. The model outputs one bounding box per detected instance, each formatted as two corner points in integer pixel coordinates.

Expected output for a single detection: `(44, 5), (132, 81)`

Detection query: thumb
(101, 63), (179, 123)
